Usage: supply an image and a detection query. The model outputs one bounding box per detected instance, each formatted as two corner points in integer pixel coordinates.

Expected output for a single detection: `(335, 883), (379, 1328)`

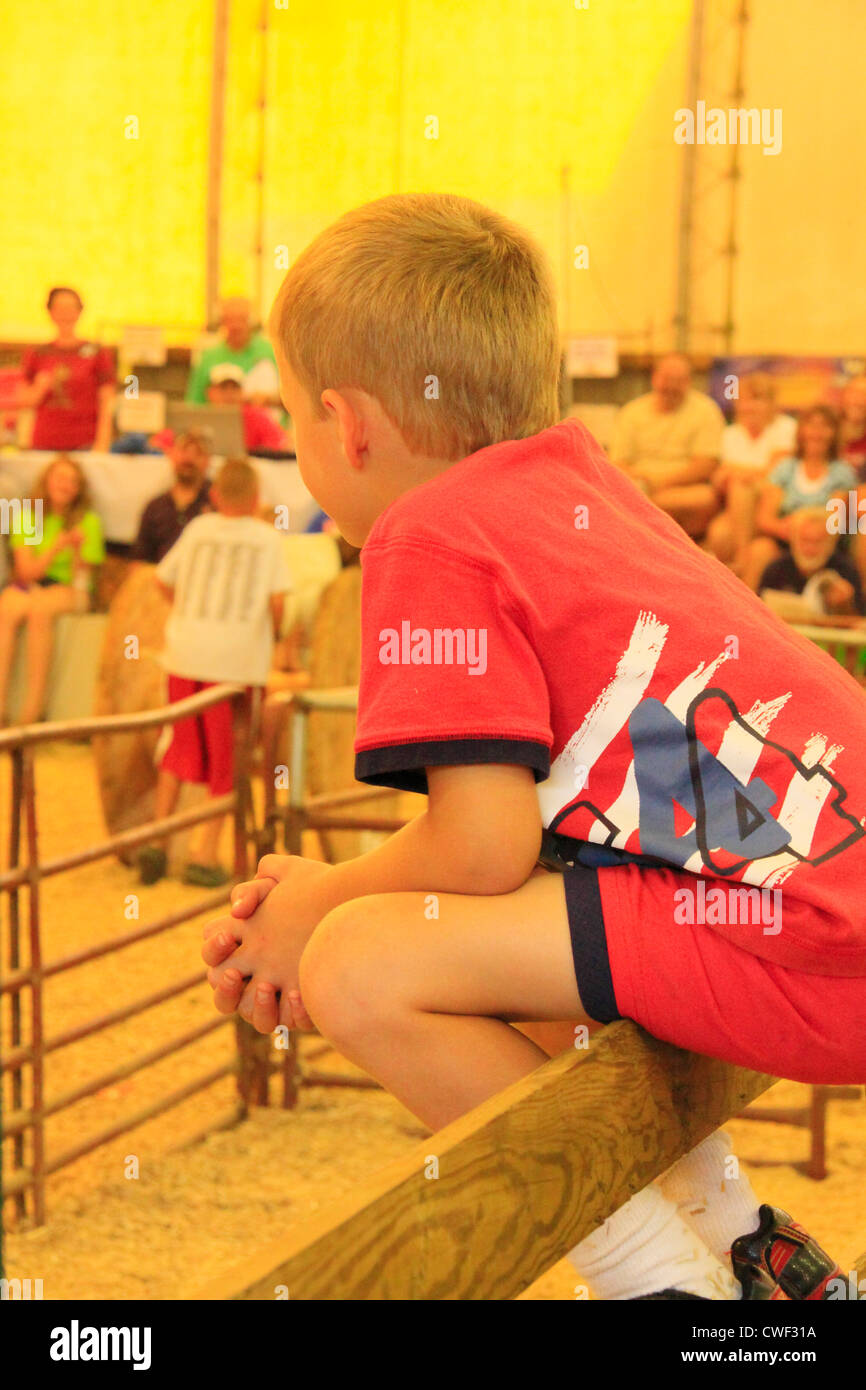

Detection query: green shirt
(10, 508), (105, 586)
(185, 334), (278, 404)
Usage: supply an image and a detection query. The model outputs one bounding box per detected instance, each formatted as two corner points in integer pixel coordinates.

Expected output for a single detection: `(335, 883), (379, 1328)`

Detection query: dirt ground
(2, 744), (865, 1300)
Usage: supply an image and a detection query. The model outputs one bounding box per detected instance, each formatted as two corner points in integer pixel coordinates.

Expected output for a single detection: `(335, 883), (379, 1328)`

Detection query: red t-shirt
(21, 341), (115, 450)
(355, 417), (866, 977)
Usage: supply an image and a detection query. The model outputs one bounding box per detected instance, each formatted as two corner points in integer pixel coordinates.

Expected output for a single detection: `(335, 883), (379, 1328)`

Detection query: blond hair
(272, 192), (561, 460)
(213, 457), (258, 506)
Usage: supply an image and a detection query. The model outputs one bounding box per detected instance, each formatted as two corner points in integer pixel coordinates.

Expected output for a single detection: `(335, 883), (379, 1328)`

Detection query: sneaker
(731, 1204), (844, 1301)
(138, 846), (167, 884)
(183, 862), (231, 888)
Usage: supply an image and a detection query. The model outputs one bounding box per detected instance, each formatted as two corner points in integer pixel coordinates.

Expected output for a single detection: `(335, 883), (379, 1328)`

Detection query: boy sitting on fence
(203, 195), (865, 1300)
(139, 458), (291, 887)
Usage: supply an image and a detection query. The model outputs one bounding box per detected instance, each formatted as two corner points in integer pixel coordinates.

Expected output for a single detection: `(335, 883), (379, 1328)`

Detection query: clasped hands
(201, 854), (334, 1035)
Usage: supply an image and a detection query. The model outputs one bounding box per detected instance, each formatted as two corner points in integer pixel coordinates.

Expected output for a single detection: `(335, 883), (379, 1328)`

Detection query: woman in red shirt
(19, 288), (115, 451)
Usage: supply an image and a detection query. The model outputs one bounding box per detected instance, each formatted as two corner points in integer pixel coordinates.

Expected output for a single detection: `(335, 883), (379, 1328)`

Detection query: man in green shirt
(185, 297), (279, 405)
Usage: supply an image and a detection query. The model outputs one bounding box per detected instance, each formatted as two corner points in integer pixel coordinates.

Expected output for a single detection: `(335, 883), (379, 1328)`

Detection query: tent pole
(206, 0), (231, 328)
(674, 0), (705, 353)
(253, 0), (269, 323)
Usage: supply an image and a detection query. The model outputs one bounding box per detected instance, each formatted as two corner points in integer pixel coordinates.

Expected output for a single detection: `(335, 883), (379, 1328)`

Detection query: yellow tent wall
(0, 1), (214, 344)
(732, 0), (866, 355)
(2, 0), (864, 356)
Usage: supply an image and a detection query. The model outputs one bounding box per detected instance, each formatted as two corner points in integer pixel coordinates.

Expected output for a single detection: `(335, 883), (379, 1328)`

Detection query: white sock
(567, 1183), (740, 1300)
(658, 1129), (763, 1266)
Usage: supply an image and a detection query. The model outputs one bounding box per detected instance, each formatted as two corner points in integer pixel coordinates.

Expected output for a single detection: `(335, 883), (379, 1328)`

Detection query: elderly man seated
(185, 297), (279, 406)
(610, 353), (724, 538)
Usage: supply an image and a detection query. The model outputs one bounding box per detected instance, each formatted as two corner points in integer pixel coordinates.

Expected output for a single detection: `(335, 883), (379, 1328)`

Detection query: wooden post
(193, 1021), (774, 1301)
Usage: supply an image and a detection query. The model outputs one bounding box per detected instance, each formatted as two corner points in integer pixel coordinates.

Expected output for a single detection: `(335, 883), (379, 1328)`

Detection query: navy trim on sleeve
(354, 737), (551, 794)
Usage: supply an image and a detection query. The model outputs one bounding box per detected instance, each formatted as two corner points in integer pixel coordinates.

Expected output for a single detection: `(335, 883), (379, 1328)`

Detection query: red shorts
(160, 676), (238, 795)
(563, 861), (866, 1085)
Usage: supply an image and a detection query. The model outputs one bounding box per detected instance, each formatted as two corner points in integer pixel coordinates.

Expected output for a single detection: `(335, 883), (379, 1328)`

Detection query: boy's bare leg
(297, 884), (739, 1298)
(154, 768), (181, 832)
(207, 874), (740, 1298)
(137, 768), (183, 877)
(296, 871), (591, 1132)
(195, 807), (224, 867)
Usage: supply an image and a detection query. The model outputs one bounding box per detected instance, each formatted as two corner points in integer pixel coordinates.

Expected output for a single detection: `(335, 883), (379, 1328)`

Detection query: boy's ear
(321, 387), (368, 470)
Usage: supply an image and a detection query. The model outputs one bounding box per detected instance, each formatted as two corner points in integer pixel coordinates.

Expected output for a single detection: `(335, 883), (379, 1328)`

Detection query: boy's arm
(229, 762), (543, 926)
(208, 761), (544, 1025)
(336, 762), (541, 895)
(247, 763), (543, 927)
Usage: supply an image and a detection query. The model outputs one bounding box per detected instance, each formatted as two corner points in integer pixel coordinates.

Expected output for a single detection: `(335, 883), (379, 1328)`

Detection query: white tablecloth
(0, 450), (320, 543)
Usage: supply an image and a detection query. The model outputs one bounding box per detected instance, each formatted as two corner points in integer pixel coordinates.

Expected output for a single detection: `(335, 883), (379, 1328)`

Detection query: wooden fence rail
(194, 1020), (774, 1301)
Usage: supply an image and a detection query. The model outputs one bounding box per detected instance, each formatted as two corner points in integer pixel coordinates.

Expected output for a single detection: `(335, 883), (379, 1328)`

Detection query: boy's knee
(299, 897), (390, 1037)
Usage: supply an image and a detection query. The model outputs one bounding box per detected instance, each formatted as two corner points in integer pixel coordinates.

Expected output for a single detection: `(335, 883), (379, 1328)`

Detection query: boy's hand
(201, 856), (335, 1032)
(226, 853), (331, 920)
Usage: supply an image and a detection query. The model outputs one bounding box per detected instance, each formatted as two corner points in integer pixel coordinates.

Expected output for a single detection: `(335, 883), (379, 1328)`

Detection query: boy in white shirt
(138, 458), (292, 886)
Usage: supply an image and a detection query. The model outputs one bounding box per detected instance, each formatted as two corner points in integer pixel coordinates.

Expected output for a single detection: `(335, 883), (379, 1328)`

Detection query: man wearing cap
(206, 363), (292, 453)
(130, 431), (213, 565)
(185, 297), (279, 405)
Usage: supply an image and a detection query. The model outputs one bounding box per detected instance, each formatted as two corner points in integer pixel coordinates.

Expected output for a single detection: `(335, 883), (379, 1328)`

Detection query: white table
(0, 450), (321, 544)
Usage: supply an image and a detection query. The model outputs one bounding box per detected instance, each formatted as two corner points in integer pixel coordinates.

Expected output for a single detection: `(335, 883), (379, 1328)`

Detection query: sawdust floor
(3, 744), (865, 1299)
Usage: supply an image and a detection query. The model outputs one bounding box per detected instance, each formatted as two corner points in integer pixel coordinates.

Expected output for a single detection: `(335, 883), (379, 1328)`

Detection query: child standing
(203, 195), (865, 1300)
(139, 458), (291, 886)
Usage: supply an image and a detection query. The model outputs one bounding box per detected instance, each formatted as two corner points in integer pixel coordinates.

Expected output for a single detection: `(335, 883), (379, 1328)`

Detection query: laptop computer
(165, 402), (246, 457)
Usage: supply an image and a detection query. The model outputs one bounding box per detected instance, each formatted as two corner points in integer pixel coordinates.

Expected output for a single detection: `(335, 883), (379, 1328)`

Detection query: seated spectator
(185, 297), (279, 405)
(206, 363), (293, 453)
(130, 431), (212, 565)
(839, 375), (866, 476)
(740, 404), (857, 591)
(760, 507), (865, 617)
(18, 288), (115, 452)
(610, 353), (724, 537)
(706, 374), (796, 571)
(0, 455), (104, 724)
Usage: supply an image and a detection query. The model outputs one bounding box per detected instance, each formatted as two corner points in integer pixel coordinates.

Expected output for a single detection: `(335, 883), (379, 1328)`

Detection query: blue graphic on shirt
(548, 688), (864, 875)
(629, 698), (789, 868)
